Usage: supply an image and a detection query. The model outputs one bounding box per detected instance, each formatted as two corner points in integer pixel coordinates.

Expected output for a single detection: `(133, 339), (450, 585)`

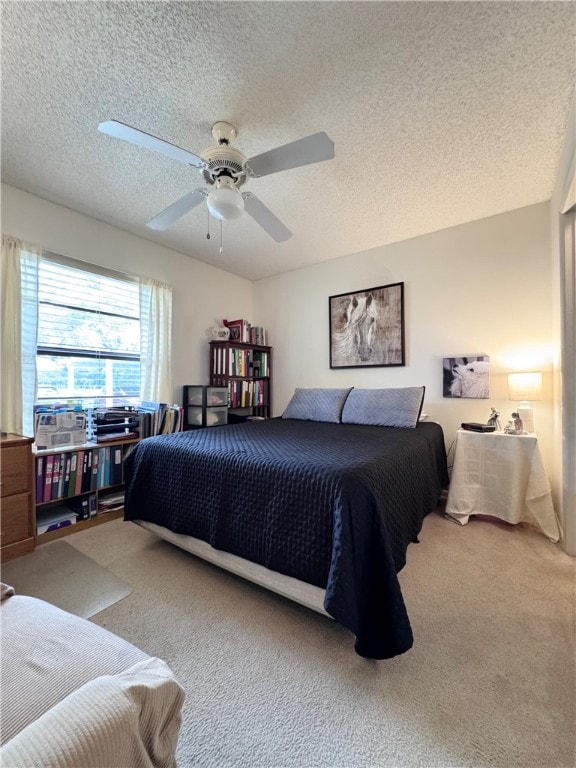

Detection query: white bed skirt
(134, 520), (330, 617)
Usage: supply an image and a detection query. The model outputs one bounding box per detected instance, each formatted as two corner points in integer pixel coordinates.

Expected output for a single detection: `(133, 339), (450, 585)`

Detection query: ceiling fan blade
(146, 189), (207, 231)
(243, 132), (334, 178)
(242, 193), (292, 242)
(98, 120), (207, 169)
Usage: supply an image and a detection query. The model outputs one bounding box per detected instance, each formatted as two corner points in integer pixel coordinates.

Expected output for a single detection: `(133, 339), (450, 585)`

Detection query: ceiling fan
(97, 119), (335, 242)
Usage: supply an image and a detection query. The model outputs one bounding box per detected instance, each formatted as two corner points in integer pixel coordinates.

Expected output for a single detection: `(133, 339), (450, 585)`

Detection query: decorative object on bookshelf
(223, 318), (247, 342)
(210, 325), (230, 341)
(183, 386), (228, 430)
(210, 340), (272, 420)
(329, 282), (405, 369)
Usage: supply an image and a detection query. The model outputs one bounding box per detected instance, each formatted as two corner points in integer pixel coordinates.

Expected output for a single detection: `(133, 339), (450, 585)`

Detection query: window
(36, 254), (141, 407)
(1, 236), (172, 437)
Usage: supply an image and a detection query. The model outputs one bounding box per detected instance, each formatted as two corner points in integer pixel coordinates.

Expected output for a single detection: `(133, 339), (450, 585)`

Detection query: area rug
(1, 540), (132, 618)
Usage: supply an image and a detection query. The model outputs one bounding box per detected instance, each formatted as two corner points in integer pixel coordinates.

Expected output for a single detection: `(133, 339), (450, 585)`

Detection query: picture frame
(443, 355), (490, 398)
(329, 282), (405, 369)
(223, 319), (243, 342)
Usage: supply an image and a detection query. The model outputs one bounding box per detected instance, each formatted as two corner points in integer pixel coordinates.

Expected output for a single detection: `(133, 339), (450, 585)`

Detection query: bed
(0, 583), (184, 768)
(124, 387), (448, 660)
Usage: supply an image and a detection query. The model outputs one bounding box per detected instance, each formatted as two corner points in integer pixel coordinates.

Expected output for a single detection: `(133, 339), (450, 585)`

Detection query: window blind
(36, 255), (141, 404)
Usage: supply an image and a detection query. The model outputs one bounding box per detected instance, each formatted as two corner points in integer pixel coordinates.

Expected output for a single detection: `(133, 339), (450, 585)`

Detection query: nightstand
(1, 433), (35, 562)
(445, 429), (560, 542)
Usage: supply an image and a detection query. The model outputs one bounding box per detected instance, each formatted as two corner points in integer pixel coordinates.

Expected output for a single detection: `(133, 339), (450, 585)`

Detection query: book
(35, 456), (44, 501)
(51, 454), (62, 500)
(68, 452), (78, 497)
(61, 453), (71, 498)
(74, 450), (84, 495)
(81, 451), (91, 493)
(43, 454), (54, 502)
(111, 446), (123, 485)
(91, 449), (99, 490)
(66, 495), (90, 520)
(97, 447), (106, 488)
(104, 446), (111, 486)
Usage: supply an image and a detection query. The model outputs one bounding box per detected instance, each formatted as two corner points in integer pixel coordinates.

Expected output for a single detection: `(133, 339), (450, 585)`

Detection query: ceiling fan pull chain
(206, 207), (211, 239)
(219, 220), (223, 254)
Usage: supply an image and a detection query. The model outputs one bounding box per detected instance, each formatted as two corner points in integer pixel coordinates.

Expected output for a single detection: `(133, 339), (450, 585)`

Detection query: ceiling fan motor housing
(201, 144), (247, 188)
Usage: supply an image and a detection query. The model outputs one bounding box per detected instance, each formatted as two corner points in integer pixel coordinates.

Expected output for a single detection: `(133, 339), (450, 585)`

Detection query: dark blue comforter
(124, 419), (448, 659)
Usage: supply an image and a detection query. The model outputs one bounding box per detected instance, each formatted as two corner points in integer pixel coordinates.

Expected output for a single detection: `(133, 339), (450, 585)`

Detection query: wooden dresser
(1, 434), (35, 562)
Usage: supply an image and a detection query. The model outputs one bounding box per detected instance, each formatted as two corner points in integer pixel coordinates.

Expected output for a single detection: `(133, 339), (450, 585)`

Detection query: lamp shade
(508, 372), (543, 401)
(207, 178), (244, 221)
(508, 371), (542, 434)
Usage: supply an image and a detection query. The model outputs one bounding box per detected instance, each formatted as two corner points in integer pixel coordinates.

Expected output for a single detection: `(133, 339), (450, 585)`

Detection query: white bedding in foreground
(0, 590), (184, 768)
(0, 657), (184, 768)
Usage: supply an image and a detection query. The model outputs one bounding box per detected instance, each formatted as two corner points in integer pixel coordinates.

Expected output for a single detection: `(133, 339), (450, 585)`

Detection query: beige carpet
(1, 539), (132, 618)
(58, 513), (574, 768)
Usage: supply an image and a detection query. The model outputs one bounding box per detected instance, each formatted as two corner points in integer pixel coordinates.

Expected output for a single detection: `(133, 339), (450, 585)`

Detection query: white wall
(1, 184), (254, 405)
(254, 203), (557, 485)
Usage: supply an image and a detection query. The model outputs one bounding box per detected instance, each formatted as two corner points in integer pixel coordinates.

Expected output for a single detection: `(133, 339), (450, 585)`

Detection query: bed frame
(135, 520), (329, 616)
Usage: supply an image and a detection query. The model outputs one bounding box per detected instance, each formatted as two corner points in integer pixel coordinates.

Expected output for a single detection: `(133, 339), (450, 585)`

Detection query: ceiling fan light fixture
(207, 177), (244, 221)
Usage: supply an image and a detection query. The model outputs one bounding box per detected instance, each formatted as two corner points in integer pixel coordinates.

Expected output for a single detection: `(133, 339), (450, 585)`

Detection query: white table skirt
(446, 430), (561, 542)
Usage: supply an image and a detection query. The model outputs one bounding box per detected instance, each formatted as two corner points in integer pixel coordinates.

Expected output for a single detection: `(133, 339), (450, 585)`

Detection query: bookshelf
(33, 437), (139, 543)
(209, 340), (272, 421)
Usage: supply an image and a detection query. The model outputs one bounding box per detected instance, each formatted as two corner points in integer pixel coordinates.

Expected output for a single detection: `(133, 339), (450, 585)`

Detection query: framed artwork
(443, 355), (490, 398)
(223, 320), (243, 342)
(329, 282), (405, 369)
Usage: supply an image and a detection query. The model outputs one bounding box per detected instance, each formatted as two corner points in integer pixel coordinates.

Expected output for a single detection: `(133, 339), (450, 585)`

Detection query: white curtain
(1, 236), (40, 436)
(139, 278), (173, 403)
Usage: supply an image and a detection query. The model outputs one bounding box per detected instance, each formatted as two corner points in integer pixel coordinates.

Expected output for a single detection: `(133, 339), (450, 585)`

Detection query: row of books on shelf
(212, 348), (270, 377)
(227, 379), (269, 409)
(138, 402), (183, 438)
(223, 320), (267, 346)
(36, 490), (125, 534)
(36, 445), (125, 504)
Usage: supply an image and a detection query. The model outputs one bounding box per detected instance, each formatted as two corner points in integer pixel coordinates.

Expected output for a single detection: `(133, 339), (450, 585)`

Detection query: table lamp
(508, 372), (543, 433)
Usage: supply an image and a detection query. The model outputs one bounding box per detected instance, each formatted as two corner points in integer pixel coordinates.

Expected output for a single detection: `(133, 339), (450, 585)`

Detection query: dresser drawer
(0, 492), (32, 546)
(1, 445), (31, 497)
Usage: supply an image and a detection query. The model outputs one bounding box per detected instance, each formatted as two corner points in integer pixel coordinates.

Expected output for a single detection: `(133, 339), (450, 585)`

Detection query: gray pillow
(282, 388), (353, 423)
(341, 387), (425, 428)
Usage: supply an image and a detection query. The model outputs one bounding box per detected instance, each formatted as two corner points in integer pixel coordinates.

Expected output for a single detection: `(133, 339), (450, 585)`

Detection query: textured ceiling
(1, 1), (575, 281)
